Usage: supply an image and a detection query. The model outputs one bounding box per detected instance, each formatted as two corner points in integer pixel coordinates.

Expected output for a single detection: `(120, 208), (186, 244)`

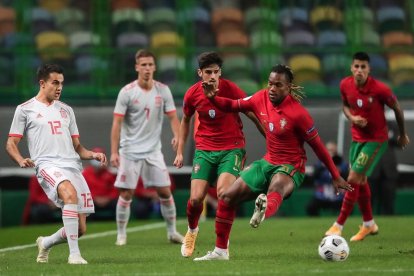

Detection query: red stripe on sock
(264, 192), (282, 218)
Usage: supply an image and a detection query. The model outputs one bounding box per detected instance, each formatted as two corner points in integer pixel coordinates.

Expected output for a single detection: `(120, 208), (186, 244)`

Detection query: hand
(202, 80), (219, 98)
(92, 152), (107, 167)
(351, 115), (367, 128)
(110, 152), (120, 168)
(18, 158), (35, 168)
(332, 176), (353, 195)
(173, 154), (183, 168)
(397, 134), (410, 149)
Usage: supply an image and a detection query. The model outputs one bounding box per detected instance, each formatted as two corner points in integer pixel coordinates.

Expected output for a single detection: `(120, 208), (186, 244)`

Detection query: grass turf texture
(1, 216), (413, 275)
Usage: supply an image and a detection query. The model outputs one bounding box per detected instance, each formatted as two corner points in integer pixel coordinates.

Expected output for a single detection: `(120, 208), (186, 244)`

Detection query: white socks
(160, 196), (177, 234)
(42, 227), (66, 249)
(62, 204), (80, 255)
(116, 196), (132, 238)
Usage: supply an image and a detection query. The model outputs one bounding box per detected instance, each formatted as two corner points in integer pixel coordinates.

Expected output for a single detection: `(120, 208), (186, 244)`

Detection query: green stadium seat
(145, 7), (176, 34)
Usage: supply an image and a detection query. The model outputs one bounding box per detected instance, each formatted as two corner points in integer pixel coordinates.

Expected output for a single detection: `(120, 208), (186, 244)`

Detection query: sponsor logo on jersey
(36, 113), (43, 118)
(269, 122), (274, 132)
(53, 171), (62, 178)
(208, 109), (216, 118)
(357, 99), (363, 107)
(60, 108), (67, 118)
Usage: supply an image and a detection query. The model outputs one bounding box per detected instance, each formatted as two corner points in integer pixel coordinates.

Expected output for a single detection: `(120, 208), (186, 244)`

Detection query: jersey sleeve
(339, 79), (348, 104)
(182, 88), (195, 117)
(9, 106), (26, 137)
(163, 85), (176, 113)
(113, 88), (129, 116)
(295, 108), (318, 142)
(378, 82), (397, 108)
(68, 106), (80, 137)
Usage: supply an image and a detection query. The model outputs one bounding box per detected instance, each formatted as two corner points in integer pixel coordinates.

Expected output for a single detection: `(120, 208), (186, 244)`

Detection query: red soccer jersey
(239, 92), (318, 173)
(340, 76), (396, 142)
(82, 166), (118, 200)
(183, 78), (246, 150)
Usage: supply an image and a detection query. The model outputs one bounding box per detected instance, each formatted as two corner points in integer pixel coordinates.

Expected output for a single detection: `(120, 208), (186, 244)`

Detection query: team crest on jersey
(53, 171), (62, 178)
(60, 108), (67, 118)
(269, 122), (274, 132)
(357, 99), (363, 107)
(193, 163), (201, 173)
(280, 118), (287, 129)
(209, 109), (216, 118)
(155, 95), (162, 107)
(120, 174), (126, 182)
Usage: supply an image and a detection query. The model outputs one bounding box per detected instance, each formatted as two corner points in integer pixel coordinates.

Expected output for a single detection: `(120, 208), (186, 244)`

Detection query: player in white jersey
(110, 49), (183, 245)
(6, 64), (107, 265)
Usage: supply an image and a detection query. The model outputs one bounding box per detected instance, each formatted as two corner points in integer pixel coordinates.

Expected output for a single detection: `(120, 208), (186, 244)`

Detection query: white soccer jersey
(9, 97), (82, 171)
(114, 80), (176, 160)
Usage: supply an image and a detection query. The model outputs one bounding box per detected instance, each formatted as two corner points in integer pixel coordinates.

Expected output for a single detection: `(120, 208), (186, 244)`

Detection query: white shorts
(114, 151), (171, 190)
(37, 167), (95, 214)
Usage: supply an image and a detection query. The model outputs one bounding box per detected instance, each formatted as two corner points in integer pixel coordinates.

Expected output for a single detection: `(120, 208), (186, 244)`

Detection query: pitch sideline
(0, 220), (185, 253)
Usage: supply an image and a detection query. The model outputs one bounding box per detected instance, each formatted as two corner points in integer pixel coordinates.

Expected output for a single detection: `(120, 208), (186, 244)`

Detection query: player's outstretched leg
(36, 237), (51, 263)
(68, 253), (88, 264)
(250, 194), (267, 228)
(194, 249), (229, 261)
(181, 228), (199, 257)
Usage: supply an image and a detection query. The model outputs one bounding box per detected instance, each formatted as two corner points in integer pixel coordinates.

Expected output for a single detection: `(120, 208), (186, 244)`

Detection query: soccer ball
(318, 235), (349, 261)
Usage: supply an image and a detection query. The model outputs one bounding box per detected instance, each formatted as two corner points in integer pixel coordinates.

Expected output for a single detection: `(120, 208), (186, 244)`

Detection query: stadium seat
(360, 28), (381, 47)
(216, 29), (249, 48)
(284, 29), (315, 47)
(301, 81), (328, 97)
(69, 31), (100, 50)
(310, 6), (343, 30)
(317, 30), (346, 47)
(28, 8), (56, 35)
(278, 7), (308, 30)
(0, 6), (16, 37)
(116, 32), (148, 49)
(211, 8), (243, 33)
(377, 6), (407, 34)
(151, 31), (183, 48)
(222, 55), (254, 80)
(35, 31), (70, 61)
(112, 8), (146, 38)
(111, 0), (141, 11)
(250, 30), (282, 50)
(38, 0), (69, 13)
(140, 0), (175, 9)
(369, 54), (388, 78)
(157, 54), (185, 84)
(0, 55), (13, 86)
(54, 7), (86, 35)
(145, 7), (176, 34)
(322, 53), (349, 76)
(382, 31), (413, 48)
(244, 7), (277, 34)
(288, 54), (322, 84)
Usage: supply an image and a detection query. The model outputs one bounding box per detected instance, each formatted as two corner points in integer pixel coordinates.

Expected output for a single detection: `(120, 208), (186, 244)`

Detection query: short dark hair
(135, 49), (156, 63)
(353, 52), (370, 62)
(37, 64), (64, 82)
(271, 64), (294, 83)
(197, 52), (223, 70)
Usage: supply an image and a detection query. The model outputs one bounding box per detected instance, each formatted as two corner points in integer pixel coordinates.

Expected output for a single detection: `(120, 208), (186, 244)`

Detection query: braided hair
(271, 64), (305, 102)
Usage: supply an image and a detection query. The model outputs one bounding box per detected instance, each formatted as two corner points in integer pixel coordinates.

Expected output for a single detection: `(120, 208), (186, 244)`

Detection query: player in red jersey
(192, 64), (352, 261)
(325, 52), (409, 241)
(174, 52), (264, 258)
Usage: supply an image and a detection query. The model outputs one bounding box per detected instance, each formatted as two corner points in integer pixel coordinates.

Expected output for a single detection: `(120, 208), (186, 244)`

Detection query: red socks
(337, 183), (359, 225)
(215, 200), (236, 249)
(358, 182), (373, 221)
(186, 200), (203, 230)
(264, 192), (283, 218)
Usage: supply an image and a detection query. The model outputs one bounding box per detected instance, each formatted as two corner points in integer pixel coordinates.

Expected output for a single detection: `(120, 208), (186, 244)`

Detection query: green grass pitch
(1, 216), (413, 275)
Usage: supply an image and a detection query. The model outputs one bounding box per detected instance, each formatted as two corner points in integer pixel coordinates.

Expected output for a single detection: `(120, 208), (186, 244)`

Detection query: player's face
(135, 56), (156, 81)
(267, 72), (290, 105)
(40, 72), (64, 102)
(197, 64), (221, 84)
(351, 59), (370, 86)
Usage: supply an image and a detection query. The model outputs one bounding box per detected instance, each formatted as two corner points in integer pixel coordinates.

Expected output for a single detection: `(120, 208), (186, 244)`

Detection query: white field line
(0, 221), (174, 253)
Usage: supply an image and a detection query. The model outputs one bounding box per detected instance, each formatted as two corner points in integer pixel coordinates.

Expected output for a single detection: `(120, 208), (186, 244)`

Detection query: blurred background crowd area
(1, 0), (414, 105)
